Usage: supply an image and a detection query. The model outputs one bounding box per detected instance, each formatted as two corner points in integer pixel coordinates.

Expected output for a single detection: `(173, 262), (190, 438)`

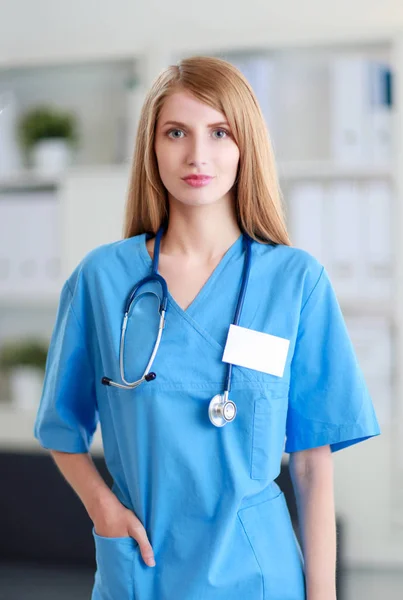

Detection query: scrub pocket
(251, 386), (288, 480)
(92, 527), (138, 600)
(238, 492), (305, 600)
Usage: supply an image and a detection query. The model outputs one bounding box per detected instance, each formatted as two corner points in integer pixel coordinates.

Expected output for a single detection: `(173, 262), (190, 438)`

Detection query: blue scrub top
(34, 232), (380, 600)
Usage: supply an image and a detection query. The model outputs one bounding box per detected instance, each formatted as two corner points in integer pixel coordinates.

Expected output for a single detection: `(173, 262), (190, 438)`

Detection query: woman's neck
(160, 199), (242, 263)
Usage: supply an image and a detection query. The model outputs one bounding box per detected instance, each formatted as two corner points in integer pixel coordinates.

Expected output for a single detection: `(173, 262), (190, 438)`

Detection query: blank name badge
(222, 324), (290, 378)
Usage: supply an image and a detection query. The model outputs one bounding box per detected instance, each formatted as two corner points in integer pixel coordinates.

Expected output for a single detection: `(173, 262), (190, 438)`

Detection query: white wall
(0, 0), (402, 67)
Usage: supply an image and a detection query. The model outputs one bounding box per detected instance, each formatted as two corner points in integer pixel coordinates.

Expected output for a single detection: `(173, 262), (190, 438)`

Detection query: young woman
(34, 56), (380, 600)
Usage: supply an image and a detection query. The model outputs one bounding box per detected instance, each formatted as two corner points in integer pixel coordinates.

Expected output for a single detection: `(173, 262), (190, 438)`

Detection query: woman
(34, 56), (380, 600)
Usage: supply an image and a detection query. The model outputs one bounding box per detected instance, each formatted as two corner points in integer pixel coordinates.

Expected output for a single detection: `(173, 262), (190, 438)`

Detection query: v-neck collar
(138, 231), (245, 317)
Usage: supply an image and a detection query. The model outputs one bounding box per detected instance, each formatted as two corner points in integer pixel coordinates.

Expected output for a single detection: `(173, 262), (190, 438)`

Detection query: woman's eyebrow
(161, 120), (230, 128)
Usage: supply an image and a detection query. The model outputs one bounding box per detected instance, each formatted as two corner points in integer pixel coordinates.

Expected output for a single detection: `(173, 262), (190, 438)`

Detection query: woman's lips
(182, 176), (213, 188)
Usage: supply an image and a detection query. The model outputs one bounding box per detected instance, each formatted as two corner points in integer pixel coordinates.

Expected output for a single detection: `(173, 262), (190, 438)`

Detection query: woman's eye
(167, 129), (184, 139)
(212, 128), (229, 139)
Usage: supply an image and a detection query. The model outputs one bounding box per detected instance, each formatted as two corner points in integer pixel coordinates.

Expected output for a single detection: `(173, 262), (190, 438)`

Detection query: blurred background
(0, 1), (402, 599)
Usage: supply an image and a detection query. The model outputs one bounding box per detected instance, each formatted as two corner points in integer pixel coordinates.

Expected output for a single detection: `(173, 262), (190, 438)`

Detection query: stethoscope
(102, 224), (253, 427)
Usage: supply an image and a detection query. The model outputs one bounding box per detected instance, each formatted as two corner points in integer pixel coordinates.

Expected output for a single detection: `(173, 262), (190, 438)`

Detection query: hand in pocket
(92, 495), (156, 567)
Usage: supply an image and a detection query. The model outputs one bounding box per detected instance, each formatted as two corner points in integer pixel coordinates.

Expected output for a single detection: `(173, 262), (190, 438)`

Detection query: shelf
(0, 291), (61, 309)
(0, 404), (104, 455)
(0, 171), (62, 193)
(277, 160), (393, 181)
(0, 164), (130, 194)
(340, 298), (394, 317)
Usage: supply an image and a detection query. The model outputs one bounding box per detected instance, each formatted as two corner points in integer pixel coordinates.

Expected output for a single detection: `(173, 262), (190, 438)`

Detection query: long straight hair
(123, 55), (291, 246)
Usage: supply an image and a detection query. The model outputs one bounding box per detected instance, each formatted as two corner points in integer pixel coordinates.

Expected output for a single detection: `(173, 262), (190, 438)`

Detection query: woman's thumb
(128, 519), (156, 567)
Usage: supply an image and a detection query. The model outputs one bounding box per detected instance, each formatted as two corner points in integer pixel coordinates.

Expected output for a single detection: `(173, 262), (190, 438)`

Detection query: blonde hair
(123, 55), (291, 246)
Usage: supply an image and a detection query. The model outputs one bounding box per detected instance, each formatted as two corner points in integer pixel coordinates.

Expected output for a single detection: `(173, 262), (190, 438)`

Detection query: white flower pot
(9, 366), (44, 411)
(32, 138), (72, 177)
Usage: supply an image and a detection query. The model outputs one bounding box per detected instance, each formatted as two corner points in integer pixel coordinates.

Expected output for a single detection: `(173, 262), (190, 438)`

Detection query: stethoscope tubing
(224, 234), (252, 395)
(102, 227), (253, 419)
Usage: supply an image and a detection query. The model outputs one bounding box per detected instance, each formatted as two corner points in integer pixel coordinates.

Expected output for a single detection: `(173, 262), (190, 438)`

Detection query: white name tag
(222, 324), (290, 377)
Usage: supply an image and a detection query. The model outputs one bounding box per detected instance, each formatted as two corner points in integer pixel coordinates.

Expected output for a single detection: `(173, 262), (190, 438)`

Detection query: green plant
(0, 338), (48, 371)
(18, 104), (79, 152)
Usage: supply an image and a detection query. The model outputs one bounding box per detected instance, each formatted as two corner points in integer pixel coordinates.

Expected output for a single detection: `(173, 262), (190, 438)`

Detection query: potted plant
(18, 104), (79, 176)
(0, 338), (48, 411)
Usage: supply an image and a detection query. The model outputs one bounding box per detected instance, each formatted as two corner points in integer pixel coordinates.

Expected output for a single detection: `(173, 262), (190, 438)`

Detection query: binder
(30, 194), (61, 294)
(287, 181), (326, 264)
(368, 61), (393, 165)
(361, 180), (393, 301)
(326, 181), (364, 299)
(0, 192), (61, 299)
(329, 55), (372, 165)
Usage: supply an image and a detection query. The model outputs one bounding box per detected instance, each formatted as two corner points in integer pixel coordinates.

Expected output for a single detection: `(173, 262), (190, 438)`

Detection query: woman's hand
(91, 494), (156, 567)
(47, 452), (156, 568)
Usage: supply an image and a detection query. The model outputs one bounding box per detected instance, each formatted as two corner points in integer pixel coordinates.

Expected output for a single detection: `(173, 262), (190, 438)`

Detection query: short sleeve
(34, 277), (98, 453)
(285, 266), (381, 454)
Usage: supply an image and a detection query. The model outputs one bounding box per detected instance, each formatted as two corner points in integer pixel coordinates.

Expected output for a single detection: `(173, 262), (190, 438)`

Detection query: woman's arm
(49, 450), (156, 567)
(289, 444), (337, 600)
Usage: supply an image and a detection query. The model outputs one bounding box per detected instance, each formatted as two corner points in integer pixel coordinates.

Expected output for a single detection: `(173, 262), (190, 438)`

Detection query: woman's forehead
(158, 91), (227, 125)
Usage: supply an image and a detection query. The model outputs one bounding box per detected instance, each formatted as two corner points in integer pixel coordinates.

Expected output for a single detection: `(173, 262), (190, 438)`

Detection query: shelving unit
(277, 159), (393, 181)
(0, 56), (139, 168)
(194, 37), (403, 562)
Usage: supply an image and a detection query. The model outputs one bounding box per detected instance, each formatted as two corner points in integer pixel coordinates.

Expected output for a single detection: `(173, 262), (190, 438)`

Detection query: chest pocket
(250, 385), (288, 481)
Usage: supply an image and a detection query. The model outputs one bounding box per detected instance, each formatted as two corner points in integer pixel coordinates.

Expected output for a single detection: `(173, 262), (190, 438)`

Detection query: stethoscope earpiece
(102, 373), (156, 387)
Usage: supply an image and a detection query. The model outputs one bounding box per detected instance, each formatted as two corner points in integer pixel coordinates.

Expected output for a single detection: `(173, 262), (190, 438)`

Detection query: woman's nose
(187, 137), (208, 167)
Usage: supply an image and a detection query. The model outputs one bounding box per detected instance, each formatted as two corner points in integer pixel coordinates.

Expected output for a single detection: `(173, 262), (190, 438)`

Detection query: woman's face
(154, 90), (240, 208)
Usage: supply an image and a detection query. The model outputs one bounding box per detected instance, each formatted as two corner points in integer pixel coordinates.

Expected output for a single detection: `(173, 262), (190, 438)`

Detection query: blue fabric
(34, 233), (380, 599)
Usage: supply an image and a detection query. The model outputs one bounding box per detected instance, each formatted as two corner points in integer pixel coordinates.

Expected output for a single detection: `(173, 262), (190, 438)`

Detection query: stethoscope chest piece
(208, 394), (237, 427)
